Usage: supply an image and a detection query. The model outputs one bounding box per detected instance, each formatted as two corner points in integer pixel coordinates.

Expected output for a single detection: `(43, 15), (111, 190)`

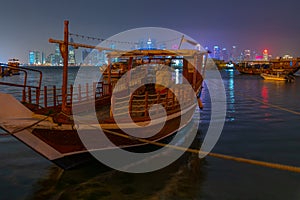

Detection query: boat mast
(61, 20), (69, 114)
(49, 21), (124, 114)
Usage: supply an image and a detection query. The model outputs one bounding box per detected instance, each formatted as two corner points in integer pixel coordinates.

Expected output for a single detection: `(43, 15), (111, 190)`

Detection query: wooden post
(22, 88), (26, 102)
(127, 57), (133, 92)
(157, 93), (161, 114)
(36, 88), (40, 106)
(107, 55), (112, 94)
(70, 85), (73, 105)
(93, 82), (96, 98)
(165, 89), (169, 109)
(145, 91), (149, 116)
(28, 87), (32, 104)
(86, 83), (89, 100)
(99, 82), (103, 96)
(61, 20), (69, 113)
(78, 84), (82, 101)
(44, 86), (47, 108)
(110, 94), (115, 117)
(172, 88), (175, 109)
(129, 93), (133, 116)
(193, 55), (197, 89)
(53, 85), (57, 107)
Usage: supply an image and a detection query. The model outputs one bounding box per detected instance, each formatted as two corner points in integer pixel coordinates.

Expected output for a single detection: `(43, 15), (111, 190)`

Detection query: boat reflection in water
(29, 128), (206, 200)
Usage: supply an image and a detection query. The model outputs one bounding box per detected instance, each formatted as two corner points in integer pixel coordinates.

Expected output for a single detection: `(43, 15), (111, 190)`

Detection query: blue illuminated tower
(213, 45), (221, 60)
(29, 51), (35, 65)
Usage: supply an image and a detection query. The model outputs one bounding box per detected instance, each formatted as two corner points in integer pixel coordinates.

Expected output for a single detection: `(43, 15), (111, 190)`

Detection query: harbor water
(1, 67), (300, 199)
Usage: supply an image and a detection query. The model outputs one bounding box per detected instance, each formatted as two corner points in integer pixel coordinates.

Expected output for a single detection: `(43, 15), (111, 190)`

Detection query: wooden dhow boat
(235, 59), (300, 75)
(0, 21), (208, 169)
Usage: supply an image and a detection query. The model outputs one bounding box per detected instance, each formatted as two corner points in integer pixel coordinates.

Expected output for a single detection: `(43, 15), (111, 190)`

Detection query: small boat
(260, 73), (287, 81)
(0, 21), (208, 169)
(214, 59), (235, 70)
(0, 58), (20, 77)
(260, 69), (295, 82)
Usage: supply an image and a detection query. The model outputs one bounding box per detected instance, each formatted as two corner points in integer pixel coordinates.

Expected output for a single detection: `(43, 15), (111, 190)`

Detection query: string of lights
(69, 33), (138, 44)
(69, 32), (182, 46)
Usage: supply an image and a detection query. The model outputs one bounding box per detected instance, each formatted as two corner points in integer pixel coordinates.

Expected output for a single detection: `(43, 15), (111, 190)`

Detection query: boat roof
(107, 49), (208, 58)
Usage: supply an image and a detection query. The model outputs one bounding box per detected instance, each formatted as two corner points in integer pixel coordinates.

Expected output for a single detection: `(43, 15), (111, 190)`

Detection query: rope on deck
(11, 116), (50, 134)
(103, 128), (300, 173)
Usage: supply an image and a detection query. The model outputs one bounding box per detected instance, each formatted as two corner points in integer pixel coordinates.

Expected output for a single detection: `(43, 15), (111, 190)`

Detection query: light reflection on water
(226, 69), (235, 122)
(1, 68), (300, 199)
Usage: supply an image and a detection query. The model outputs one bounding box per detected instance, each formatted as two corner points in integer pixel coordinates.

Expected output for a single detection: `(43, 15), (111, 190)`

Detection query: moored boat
(260, 73), (287, 81)
(0, 22), (208, 169)
(0, 58), (20, 77)
(235, 58), (300, 75)
(260, 70), (295, 82)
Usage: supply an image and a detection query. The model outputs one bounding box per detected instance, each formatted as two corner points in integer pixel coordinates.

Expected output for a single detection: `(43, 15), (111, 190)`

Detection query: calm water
(1, 67), (300, 200)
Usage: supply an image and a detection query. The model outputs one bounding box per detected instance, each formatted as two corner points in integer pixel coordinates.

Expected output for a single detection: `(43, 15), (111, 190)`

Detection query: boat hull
(235, 60), (300, 75)
(1, 96), (196, 169)
(260, 73), (287, 81)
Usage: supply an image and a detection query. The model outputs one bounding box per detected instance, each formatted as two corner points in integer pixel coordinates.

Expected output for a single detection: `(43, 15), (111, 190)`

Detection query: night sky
(0, 0), (299, 63)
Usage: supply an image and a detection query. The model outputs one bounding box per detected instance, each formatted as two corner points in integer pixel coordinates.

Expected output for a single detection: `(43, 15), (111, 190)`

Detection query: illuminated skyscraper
(55, 44), (63, 66)
(230, 46), (237, 62)
(82, 49), (90, 63)
(251, 50), (258, 60)
(35, 51), (41, 64)
(68, 38), (76, 65)
(263, 49), (269, 61)
(41, 52), (45, 64)
(213, 45), (221, 60)
(244, 49), (251, 61)
(221, 48), (229, 61)
(28, 50), (41, 65)
(29, 51), (35, 65)
(46, 53), (56, 65)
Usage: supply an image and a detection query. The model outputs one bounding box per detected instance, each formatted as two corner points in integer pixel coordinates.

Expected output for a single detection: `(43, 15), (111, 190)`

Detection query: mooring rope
(249, 97), (300, 115)
(102, 128), (300, 173)
(11, 116), (50, 134)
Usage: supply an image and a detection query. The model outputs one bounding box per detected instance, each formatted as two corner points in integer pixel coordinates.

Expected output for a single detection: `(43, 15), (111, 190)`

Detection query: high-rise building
(41, 52), (45, 64)
(46, 53), (56, 65)
(29, 51), (35, 65)
(82, 49), (105, 66)
(35, 51), (41, 64)
(213, 45), (221, 60)
(68, 38), (76, 65)
(230, 46), (237, 62)
(244, 49), (251, 61)
(221, 48), (229, 61)
(251, 50), (258, 60)
(263, 49), (269, 61)
(28, 50), (41, 65)
(82, 49), (91, 64)
(55, 44), (63, 66)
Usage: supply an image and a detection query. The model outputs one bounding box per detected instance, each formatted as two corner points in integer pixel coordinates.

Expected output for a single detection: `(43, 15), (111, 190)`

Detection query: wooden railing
(38, 82), (111, 108)
(0, 66), (42, 104)
(111, 85), (195, 118)
(0, 78), (111, 109)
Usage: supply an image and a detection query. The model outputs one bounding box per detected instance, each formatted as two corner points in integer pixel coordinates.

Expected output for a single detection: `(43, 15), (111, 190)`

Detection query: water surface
(1, 68), (300, 199)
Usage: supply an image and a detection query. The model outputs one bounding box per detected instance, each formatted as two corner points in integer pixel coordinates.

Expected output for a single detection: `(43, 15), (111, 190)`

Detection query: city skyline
(26, 42), (277, 66)
(1, 0), (300, 63)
